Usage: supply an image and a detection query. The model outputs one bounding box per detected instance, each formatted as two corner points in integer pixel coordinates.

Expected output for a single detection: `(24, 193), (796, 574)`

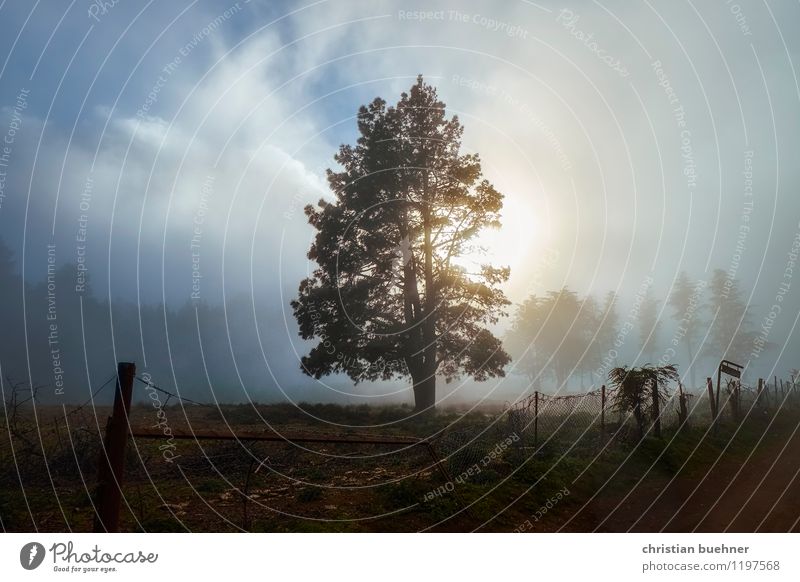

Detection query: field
(3, 385), (800, 533)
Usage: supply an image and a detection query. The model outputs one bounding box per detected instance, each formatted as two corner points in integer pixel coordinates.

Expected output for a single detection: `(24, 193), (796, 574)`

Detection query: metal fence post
(94, 362), (135, 532)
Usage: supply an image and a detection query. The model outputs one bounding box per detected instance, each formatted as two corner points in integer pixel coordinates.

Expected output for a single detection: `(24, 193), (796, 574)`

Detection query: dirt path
(558, 426), (800, 532)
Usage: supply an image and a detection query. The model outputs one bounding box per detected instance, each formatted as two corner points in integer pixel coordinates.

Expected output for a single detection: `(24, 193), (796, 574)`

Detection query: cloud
(1, 0), (798, 401)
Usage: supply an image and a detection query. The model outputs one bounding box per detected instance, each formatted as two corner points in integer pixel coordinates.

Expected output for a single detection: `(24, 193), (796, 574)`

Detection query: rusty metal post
(94, 362), (135, 532)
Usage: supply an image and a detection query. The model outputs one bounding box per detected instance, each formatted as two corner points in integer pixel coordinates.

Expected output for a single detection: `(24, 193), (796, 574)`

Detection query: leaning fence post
(533, 390), (539, 448)
(94, 362), (136, 533)
(600, 384), (606, 442)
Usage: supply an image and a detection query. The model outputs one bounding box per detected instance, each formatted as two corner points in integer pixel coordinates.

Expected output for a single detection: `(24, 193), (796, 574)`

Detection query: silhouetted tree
(505, 295), (547, 383)
(506, 288), (598, 390)
(667, 271), (705, 388)
(576, 294), (601, 387)
(595, 291), (619, 360)
(292, 76), (511, 411)
(638, 291), (662, 362)
(704, 269), (756, 366)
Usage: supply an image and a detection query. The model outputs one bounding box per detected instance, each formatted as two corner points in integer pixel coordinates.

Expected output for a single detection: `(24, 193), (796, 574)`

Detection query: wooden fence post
(735, 381), (742, 420)
(774, 375), (779, 403)
(678, 383), (688, 427)
(757, 378), (764, 407)
(726, 380), (738, 421)
(94, 362), (136, 533)
(706, 377), (717, 421)
(600, 384), (606, 442)
(533, 390), (539, 448)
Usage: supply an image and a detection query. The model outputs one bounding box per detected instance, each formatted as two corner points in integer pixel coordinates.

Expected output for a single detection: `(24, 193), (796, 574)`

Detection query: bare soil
(555, 420), (800, 532)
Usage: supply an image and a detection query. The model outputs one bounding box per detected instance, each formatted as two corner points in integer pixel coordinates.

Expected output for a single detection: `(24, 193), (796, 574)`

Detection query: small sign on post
(719, 361), (742, 378)
(716, 360), (743, 426)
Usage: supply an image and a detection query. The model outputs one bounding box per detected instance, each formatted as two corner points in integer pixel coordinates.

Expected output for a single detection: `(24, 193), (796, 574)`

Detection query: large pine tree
(292, 76), (511, 411)
(667, 271), (705, 388)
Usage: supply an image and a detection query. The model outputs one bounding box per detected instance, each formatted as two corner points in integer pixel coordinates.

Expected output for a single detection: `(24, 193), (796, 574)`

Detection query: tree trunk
(412, 370), (436, 413)
(417, 155), (437, 413)
(651, 378), (661, 438)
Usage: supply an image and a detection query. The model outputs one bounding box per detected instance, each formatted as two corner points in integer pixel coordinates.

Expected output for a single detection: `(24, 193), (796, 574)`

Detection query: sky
(0, 0), (798, 405)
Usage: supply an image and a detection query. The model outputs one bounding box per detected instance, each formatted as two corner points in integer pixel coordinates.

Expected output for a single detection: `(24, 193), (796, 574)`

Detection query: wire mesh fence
(504, 377), (800, 450)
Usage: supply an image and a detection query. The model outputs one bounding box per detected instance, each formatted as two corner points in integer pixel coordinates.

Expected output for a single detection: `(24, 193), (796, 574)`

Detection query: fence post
(774, 375), (779, 403)
(706, 377), (717, 421)
(735, 381), (742, 420)
(94, 362), (136, 533)
(757, 378), (764, 407)
(678, 383), (688, 427)
(534, 390), (539, 448)
(725, 380), (736, 421)
(600, 384), (606, 442)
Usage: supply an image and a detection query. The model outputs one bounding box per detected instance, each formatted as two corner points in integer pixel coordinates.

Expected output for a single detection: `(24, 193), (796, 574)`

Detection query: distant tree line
(0, 239), (299, 404)
(504, 269), (766, 391)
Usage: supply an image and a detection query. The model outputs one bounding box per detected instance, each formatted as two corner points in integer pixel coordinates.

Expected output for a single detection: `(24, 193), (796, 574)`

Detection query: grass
(2, 395), (798, 532)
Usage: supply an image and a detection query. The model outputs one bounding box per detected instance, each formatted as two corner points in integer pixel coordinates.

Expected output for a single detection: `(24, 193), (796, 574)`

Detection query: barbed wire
(66, 373), (118, 417)
(1, 372), (118, 438)
(135, 375), (203, 407)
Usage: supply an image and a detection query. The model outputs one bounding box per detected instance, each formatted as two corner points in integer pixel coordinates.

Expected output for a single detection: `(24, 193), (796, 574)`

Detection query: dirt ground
(555, 420), (800, 532)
